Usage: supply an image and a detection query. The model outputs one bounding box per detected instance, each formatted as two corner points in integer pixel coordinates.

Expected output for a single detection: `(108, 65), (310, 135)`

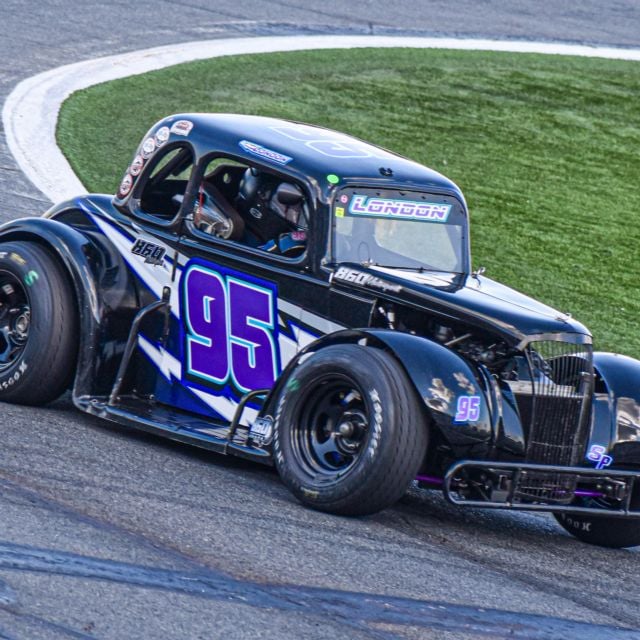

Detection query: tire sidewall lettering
(0, 249), (33, 385)
(368, 387), (383, 461)
(273, 391), (287, 467)
(0, 361), (28, 389)
(0, 241), (77, 405)
(561, 514), (593, 532)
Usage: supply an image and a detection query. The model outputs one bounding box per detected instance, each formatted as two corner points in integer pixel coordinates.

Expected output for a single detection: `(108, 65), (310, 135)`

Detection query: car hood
(335, 264), (591, 345)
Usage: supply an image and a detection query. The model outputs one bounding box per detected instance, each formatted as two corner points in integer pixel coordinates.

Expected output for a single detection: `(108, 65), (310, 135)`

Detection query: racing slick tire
(0, 242), (77, 405)
(553, 493), (640, 548)
(274, 344), (428, 516)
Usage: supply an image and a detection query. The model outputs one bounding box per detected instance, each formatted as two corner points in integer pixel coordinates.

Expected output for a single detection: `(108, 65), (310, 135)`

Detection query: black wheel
(0, 242), (77, 405)
(273, 344), (428, 516)
(553, 493), (640, 548)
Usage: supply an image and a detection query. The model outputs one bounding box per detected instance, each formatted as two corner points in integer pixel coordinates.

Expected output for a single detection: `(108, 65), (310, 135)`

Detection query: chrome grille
(513, 339), (593, 503)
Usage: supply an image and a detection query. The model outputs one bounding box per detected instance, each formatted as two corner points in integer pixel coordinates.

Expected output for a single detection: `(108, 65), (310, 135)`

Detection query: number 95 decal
(454, 395), (481, 423)
(182, 262), (279, 393)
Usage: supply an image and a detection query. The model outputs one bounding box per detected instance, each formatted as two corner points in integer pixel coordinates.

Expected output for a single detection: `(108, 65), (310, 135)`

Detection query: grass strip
(58, 48), (640, 356)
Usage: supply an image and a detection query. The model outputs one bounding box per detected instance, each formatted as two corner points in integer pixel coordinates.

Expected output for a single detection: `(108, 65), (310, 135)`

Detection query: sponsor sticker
(141, 137), (156, 158)
(119, 174), (133, 197)
(340, 195), (349, 204)
(171, 120), (194, 136)
(238, 140), (292, 165)
(335, 207), (345, 218)
(249, 416), (274, 446)
(348, 195), (451, 223)
(155, 126), (170, 146)
(131, 239), (166, 266)
(333, 266), (402, 292)
(129, 155), (144, 176)
(586, 444), (613, 470)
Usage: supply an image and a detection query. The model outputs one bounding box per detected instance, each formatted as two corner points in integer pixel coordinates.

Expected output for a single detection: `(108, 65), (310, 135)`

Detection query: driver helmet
(237, 168), (308, 242)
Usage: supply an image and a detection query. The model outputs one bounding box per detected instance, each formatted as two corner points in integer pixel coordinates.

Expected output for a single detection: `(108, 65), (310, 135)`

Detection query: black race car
(1, 114), (639, 548)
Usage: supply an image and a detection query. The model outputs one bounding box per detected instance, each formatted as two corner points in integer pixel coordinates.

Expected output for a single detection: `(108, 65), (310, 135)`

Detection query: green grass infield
(57, 48), (640, 356)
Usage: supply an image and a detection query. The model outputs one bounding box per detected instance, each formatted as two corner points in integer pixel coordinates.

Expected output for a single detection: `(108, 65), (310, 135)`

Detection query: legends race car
(1, 114), (639, 548)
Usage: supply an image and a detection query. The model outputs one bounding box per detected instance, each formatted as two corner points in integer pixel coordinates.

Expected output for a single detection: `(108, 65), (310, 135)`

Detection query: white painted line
(3, 35), (640, 204)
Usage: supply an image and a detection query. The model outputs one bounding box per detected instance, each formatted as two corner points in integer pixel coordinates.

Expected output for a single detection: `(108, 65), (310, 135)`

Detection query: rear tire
(0, 242), (77, 405)
(274, 344), (428, 516)
(553, 493), (640, 548)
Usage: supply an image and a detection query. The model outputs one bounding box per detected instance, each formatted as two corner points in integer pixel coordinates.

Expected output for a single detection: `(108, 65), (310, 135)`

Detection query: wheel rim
(292, 375), (370, 480)
(0, 271), (30, 373)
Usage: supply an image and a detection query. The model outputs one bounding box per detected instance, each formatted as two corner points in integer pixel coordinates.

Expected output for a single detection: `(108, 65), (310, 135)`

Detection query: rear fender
(0, 216), (138, 400)
(589, 352), (640, 469)
(265, 328), (493, 453)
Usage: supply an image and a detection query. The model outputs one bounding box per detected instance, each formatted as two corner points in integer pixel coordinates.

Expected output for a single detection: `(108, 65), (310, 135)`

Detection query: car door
(144, 153), (347, 425)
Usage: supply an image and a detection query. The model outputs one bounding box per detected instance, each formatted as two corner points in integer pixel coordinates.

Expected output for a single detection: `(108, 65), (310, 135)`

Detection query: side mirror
(276, 182), (304, 206)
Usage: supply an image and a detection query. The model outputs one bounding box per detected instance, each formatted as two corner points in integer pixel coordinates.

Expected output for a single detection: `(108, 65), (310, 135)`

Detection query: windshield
(333, 187), (467, 272)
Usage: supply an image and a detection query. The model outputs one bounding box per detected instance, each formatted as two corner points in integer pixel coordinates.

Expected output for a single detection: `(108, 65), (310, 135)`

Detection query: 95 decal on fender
(454, 394), (481, 422)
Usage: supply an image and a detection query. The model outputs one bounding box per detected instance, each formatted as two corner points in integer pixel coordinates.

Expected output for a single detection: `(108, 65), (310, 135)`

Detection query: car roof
(149, 113), (464, 199)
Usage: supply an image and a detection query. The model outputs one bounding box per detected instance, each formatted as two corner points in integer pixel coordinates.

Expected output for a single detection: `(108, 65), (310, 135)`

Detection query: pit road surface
(1, 2), (640, 638)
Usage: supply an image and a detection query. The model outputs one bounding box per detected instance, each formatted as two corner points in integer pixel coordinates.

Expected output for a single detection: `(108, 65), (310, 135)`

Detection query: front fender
(267, 328), (493, 454)
(589, 352), (640, 468)
(0, 215), (138, 400)
(366, 330), (493, 450)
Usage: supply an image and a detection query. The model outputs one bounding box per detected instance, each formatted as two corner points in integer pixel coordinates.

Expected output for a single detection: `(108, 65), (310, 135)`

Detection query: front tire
(274, 344), (428, 516)
(0, 242), (77, 405)
(553, 493), (640, 548)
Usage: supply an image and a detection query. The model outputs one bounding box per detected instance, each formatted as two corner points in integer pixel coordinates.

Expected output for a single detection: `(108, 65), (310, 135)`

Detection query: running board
(78, 396), (272, 465)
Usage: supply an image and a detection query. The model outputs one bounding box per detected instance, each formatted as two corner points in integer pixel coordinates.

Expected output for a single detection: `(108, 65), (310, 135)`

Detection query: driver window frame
(183, 152), (313, 266)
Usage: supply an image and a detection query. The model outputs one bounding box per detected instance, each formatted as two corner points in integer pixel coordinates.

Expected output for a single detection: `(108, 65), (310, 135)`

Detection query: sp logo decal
(586, 444), (613, 470)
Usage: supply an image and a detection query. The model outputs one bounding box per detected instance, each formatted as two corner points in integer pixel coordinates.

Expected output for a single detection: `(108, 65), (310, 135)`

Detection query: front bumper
(444, 460), (640, 517)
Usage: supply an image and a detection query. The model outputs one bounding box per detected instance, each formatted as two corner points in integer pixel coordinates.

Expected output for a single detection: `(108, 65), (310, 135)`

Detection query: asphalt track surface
(1, 2), (640, 639)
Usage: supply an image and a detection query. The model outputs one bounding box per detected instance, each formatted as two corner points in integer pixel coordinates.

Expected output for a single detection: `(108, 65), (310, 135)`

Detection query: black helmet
(237, 168), (308, 242)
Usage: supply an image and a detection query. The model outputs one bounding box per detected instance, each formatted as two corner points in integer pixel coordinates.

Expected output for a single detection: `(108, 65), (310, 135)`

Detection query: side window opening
(138, 145), (194, 220)
(188, 156), (310, 260)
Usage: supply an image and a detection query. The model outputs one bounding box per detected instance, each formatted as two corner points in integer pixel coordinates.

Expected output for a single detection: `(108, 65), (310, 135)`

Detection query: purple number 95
(454, 395), (481, 422)
(183, 263), (278, 392)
